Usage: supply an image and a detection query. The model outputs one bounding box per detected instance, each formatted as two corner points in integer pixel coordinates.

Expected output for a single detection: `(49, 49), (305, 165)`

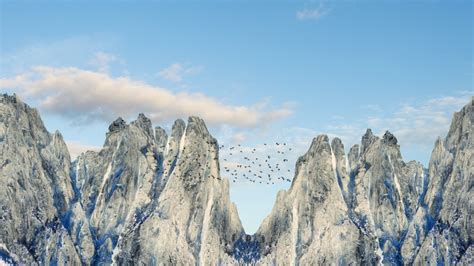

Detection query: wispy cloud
(0, 65), (293, 128)
(296, 5), (329, 21)
(88, 52), (125, 73)
(0, 35), (114, 75)
(324, 92), (473, 158)
(158, 63), (203, 82)
(376, 94), (472, 150)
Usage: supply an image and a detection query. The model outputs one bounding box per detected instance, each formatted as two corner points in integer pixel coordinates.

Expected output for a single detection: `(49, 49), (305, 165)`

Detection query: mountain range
(0, 93), (472, 265)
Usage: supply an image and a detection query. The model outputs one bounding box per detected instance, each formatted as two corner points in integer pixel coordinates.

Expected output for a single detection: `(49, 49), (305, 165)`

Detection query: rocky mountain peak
(331, 137), (345, 157)
(173, 118), (186, 130)
(170, 118), (186, 140)
(131, 113), (153, 136)
(348, 144), (360, 172)
(383, 130), (398, 146)
(108, 117), (127, 132)
(400, 99), (473, 265)
(154, 126), (168, 151)
(307, 134), (330, 154)
(361, 128), (378, 154)
(187, 116), (211, 137)
(1, 93), (18, 104)
(445, 97), (472, 151)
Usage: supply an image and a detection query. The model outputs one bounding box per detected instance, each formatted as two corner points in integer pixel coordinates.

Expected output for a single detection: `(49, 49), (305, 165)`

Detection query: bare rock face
(70, 115), (244, 264)
(0, 94), (244, 265)
(255, 135), (377, 265)
(253, 128), (425, 265)
(0, 94), (80, 264)
(0, 93), (472, 265)
(347, 129), (426, 264)
(112, 117), (244, 265)
(252, 99), (472, 265)
(406, 99), (473, 265)
(70, 111), (163, 264)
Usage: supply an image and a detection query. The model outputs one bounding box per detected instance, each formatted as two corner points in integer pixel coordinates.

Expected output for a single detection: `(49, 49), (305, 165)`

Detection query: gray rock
(108, 117), (127, 132)
(409, 98), (473, 265)
(112, 116), (243, 265)
(0, 94), (80, 265)
(0, 93), (472, 265)
(348, 144), (360, 174)
(256, 135), (378, 265)
(383, 130), (398, 146)
(361, 128), (378, 154)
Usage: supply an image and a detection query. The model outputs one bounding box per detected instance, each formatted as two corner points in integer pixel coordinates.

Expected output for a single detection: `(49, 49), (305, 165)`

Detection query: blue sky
(1, 0), (472, 233)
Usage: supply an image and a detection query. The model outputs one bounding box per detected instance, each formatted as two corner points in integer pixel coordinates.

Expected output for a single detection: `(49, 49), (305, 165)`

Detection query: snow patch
(178, 124), (187, 157)
(76, 156), (84, 189)
(365, 161), (384, 265)
(199, 183), (214, 264)
(330, 145), (345, 202)
(99, 165), (112, 196)
(111, 235), (122, 263)
(0, 259), (12, 266)
(96, 139), (122, 205)
(112, 159), (143, 264)
(290, 199), (299, 265)
(164, 133), (171, 155)
(345, 153), (349, 175)
(388, 154), (405, 213)
(375, 244), (384, 265)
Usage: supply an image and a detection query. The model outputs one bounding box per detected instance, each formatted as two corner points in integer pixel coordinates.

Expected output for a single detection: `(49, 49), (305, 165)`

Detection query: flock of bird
(219, 142), (295, 185)
(158, 138), (295, 185)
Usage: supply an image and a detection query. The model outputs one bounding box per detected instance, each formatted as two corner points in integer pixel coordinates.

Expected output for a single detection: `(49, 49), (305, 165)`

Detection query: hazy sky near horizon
(1, 0), (472, 233)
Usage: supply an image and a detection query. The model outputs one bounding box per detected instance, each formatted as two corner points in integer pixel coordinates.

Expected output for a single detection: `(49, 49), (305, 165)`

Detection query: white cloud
(65, 140), (101, 159)
(0, 65), (293, 128)
(296, 5), (329, 21)
(158, 63), (203, 82)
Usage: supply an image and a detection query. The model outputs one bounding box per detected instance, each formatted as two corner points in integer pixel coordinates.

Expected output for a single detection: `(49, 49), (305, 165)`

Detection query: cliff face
(68, 113), (164, 264)
(255, 99), (472, 265)
(406, 100), (473, 265)
(255, 135), (378, 265)
(0, 94), (80, 264)
(112, 117), (243, 265)
(0, 93), (472, 265)
(254, 130), (427, 265)
(71, 116), (245, 265)
(0, 94), (244, 265)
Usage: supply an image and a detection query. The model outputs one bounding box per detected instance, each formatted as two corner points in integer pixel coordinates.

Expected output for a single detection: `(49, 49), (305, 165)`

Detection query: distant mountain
(0, 93), (472, 265)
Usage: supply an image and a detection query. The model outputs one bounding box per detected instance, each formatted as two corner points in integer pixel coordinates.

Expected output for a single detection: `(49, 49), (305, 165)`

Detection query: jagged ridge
(0, 93), (472, 265)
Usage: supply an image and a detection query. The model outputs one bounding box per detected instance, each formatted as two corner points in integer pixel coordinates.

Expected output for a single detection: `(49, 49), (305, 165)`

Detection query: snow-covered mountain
(0, 93), (472, 265)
